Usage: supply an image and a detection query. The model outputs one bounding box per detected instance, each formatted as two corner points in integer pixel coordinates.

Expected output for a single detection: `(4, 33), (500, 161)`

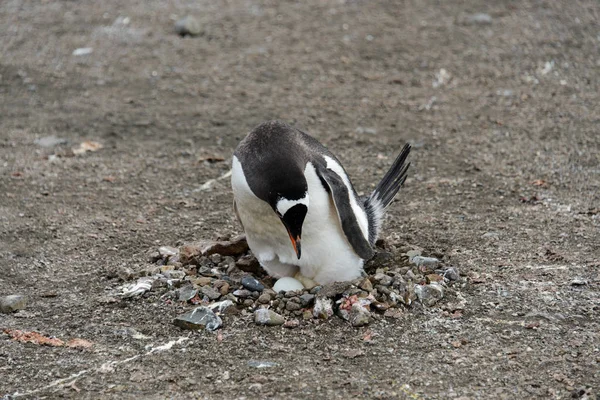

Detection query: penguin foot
(294, 272), (318, 289)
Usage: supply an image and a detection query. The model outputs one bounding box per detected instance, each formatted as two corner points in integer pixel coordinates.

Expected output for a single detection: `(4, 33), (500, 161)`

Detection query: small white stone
(72, 47), (93, 56)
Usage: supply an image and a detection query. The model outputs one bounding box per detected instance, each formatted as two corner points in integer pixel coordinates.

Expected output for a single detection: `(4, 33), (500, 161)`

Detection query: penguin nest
(117, 235), (464, 330)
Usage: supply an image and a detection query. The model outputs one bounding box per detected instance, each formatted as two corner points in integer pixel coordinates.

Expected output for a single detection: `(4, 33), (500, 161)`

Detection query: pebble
(214, 281), (230, 296)
(72, 47), (93, 56)
(198, 266), (218, 277)
(161, 269), (186, 280)
(247, 360), (278, 368)
(285, 301), (302, 311)
(406, 249), (422, 260)
(405, 269), (418, 281)
(358, 278), (373, 292)
(372, 301), (390, 312)
(200, 286), (221, 300)
(496, 89), (514, 97)
(299, 293), (315, 307)
(257, 293), (272, 304)
(318, 281), (352, 298)
(178, 285), (198, 302)
(426, 274), (444, 283)
(120, 277), (155, 298)
(0, 295), (27, 313)
(283, 319), (300, 329)
(373, 273), (393, 286)
(34, 136), (68, 148)
(117, 266), (135, 281)
(466, 13), (493, 25)
(192, 277), (213, 287)
(208, 299), (235, 314)
(175, 15), (202, 37)
(570, 278), (588, 286)
(235, 254), (262, 275)
(254, 309), (285, 326)
(173, 306), (222, 331)
(411, 256), (440, 269)
(415, 283), (444, 306)
(349, 303), (371, 327)
(241, 276), (265, 292)
(313, 298), (334, 319)
(444, 267), (460, 281)
(233, 289), (252, 298)
(273, 277), (304, 292)
(384, 308), (404, 319)
(158, 246), (178, 258)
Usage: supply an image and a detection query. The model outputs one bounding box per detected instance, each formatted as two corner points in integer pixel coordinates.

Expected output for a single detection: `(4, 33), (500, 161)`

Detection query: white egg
(273, 277), (305, 293)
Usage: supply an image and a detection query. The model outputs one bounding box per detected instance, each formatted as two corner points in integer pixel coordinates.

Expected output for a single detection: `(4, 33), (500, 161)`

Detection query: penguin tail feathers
(363, 143), (411, 244)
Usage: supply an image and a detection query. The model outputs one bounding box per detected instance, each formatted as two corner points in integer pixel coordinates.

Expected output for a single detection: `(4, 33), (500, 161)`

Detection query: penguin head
(272, 193), (309, 260)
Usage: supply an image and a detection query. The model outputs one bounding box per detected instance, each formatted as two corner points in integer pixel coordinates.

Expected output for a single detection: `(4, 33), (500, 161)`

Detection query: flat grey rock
(174, 306), (222, 331)
(0, 295), (27, 313)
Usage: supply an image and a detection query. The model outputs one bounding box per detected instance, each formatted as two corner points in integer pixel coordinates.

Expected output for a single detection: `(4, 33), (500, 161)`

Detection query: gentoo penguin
(231, 120), (410, 287)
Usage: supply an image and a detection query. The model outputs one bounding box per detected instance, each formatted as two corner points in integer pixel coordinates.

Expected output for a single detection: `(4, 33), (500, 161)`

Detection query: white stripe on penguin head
(276, 193), (309, 216)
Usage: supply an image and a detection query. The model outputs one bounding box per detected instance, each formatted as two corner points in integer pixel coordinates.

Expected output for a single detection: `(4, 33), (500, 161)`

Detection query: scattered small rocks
(0, 295), (27, 313)
(254, 309), (285, 326)
(174, 306), (222, 331)
(175, 15), (202, 37)
(121, 236), (460, 331)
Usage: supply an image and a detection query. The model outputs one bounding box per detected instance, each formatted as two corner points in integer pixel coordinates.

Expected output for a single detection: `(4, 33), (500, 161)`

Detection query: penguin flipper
(316, 166), (375, 260)
(233, 199), (244, 229)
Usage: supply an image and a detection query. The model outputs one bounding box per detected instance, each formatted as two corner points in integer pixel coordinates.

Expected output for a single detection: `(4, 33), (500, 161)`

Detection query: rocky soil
(1, 0), (599, 399)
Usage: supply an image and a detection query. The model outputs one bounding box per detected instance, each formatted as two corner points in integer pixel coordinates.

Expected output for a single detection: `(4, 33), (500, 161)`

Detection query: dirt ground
(1, 0), (599, 398)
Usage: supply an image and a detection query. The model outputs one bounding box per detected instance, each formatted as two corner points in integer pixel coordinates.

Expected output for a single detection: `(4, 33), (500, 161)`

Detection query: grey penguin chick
(231, 121), (411, 287)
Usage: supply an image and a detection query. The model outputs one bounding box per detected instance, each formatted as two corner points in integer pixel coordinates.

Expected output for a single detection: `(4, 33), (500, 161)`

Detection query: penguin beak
(286, 229), (302, 259)
(277, 203), (307, 260)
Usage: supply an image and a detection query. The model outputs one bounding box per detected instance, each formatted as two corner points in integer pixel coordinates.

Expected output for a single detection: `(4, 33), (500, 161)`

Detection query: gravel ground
(1, 0), (599, 398)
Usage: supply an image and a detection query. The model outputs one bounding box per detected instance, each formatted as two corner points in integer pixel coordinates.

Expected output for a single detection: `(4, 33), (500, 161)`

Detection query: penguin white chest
(231, 157), (364, 284)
